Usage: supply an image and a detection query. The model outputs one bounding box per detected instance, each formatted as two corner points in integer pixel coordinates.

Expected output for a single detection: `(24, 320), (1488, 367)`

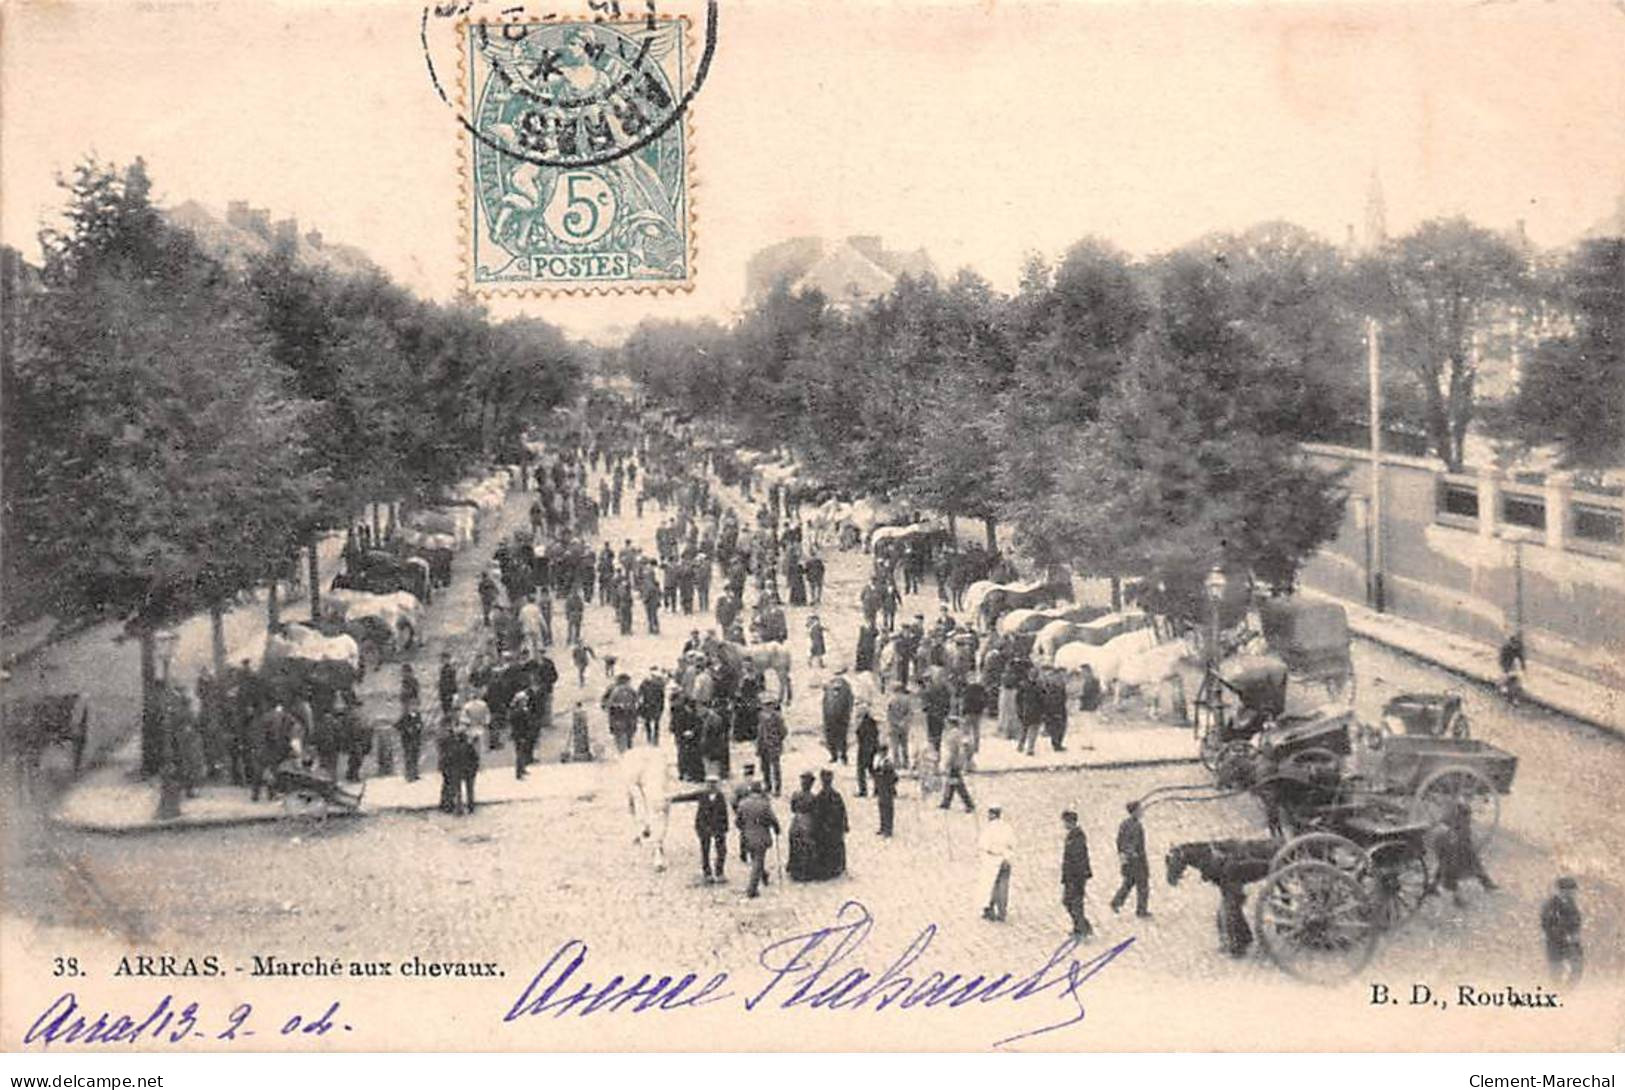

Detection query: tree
(6, 158), (320, 771)
(1358, 218), (1530, 470)
(999, 239), (1150, 565)
(1020, 236), (1352, 616)
(1499, 238), (1624, 471)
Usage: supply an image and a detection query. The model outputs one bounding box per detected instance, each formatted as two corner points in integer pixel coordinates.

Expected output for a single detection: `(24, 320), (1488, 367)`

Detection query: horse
(970, 577), (1074, 632)
(1059, 624), (1192, 712)
(321, 589), (423, 654)
(1165, 838), (1279, 956)
(730, 643), (793, 704)
(621, 744), (674, 872)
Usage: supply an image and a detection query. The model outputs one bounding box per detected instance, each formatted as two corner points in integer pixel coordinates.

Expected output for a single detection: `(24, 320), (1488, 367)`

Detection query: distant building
(744, 235), (937, 311)
(163, 200), (378, 279)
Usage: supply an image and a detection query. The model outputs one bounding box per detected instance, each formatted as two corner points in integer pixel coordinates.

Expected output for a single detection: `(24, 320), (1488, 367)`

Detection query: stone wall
(1300, 444), (1624, 690)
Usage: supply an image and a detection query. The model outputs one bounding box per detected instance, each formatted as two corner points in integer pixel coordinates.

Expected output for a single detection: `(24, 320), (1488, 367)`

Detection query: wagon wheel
(1363, 841), (1430, 930)
(1253, 860), (1379, 984)
(1270, 832), (1370, 875)
(398, 619), (418, 652)
(1282, 747), (1343, 780)
(1411, 765), (1500, 854)
(1213, 741), (1258, 788)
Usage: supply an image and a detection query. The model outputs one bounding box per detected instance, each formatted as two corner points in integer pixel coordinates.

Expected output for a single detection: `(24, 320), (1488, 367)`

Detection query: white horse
(265, 623), (360, 673)
(621, 744), (674, 873)
(1058, 624), (1192, 712)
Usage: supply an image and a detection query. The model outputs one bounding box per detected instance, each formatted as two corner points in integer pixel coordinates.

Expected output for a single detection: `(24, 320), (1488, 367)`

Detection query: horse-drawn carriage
(1195, 598), (1354, 769)
(1152, 702), (1518, 982)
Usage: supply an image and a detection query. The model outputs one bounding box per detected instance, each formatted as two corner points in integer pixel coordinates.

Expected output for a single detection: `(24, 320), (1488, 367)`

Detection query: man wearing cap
(921, 670), (952, 754)
(692, 774), (730, 884)
(885, 686), (914, 769)
(1060, 809), (1093, 938)
(638, 667), (667, 745)
(978, 804), (1015, 922)
(732, 763), (760, 863)
(1110, 800), (1152, 918)
(854, 702), (881, 797)
(699, 701), (731, 780)
(938, 717), (975, 813)
(872, 751), (899, 837)
(821, 671), (854, 765)
(601, 673), (639, 753)
(1540, 877), (1583, 985)
(756, 697), (785, 797)
(735, 782), (780, 898)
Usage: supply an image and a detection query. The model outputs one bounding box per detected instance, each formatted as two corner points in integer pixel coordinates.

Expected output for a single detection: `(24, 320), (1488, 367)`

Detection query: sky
(4, 0), (1623, 342)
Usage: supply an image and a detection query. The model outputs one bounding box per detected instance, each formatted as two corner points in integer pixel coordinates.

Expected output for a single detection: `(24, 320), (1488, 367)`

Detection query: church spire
(1364, 168), (1388, 252)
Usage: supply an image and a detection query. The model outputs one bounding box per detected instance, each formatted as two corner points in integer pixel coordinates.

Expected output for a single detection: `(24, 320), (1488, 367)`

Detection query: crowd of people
(147, 390), (1586, 968)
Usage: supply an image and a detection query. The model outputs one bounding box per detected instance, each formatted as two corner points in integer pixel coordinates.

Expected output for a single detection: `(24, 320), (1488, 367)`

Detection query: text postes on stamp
(462, 15), (696, 295)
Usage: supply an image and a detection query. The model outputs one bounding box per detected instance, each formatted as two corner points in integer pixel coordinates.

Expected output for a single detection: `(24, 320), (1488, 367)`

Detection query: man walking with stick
(736, 781), (780, 899)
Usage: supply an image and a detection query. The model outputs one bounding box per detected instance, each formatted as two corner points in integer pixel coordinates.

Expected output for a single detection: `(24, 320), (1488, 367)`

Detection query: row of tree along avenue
(619, 221), (1622, 621)
(2, 158), (586, 766)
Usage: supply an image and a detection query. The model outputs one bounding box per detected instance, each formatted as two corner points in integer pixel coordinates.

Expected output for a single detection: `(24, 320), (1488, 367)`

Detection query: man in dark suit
(1061, 809), (1093, 938)
(637, 667), (667, 745)
(693, 774), (730, 883)
(872, 752), (899, 837)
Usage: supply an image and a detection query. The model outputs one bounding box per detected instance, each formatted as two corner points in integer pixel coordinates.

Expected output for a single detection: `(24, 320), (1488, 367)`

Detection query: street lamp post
(155, 629), (183, 820)
(1204, 567), (1228, 667)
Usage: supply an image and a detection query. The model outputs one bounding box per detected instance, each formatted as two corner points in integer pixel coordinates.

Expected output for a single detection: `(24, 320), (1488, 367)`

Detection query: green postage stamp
(462, 16), (697, 294)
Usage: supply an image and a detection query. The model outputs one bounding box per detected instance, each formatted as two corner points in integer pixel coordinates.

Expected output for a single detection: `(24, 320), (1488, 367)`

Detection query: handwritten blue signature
(22, 994), (347, 1049)
(20, 902), (1134, 1050)
(505, 899), (1136, 1047)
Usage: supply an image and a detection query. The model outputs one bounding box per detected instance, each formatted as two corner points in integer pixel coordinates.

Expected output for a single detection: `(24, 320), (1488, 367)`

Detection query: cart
(271, 759), (366, 819)
(1366, 734), (1517, 851)
(1194, 654), (1289, 770)
(1378, 691), (1471, 739)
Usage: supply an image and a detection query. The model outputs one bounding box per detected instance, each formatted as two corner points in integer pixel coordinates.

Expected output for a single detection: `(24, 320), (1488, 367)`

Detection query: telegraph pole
(1367, 317), (1386, 612)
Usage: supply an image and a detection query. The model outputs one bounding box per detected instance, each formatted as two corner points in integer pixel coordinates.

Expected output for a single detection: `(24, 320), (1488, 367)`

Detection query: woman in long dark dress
(787, 772), (819, 881)
(812, 768), (849, 879)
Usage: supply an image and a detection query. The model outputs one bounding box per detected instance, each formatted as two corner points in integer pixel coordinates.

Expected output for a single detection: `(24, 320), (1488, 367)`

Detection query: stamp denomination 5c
(461, 15), (696, 295)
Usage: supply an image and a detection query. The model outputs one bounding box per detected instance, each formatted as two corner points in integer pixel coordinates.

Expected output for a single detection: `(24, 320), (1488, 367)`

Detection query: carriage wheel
(1198, 722), (1226, 770)
(398, 620), (417, 651)
(1253, 860), (1379, 984)
(1364, 841), (1430, 930)
(1213, 741), (1258, 788)
(1411, 765), (1500, 854)
(1270, 832), (1369, 875)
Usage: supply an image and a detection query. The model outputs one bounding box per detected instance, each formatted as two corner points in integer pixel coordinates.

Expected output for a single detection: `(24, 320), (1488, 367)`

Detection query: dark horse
(1166, 839), (1279, 957)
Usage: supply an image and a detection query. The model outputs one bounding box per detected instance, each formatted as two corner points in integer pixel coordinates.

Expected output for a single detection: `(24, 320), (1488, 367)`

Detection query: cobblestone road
(6, 460), (1624, 1051)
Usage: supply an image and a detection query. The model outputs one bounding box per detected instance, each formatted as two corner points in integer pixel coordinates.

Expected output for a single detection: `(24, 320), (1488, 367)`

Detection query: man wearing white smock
(978, 804), (1014, 922)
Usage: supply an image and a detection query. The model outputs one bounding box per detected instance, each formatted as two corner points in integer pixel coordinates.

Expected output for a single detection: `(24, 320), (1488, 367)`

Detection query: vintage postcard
(3, 0), (1624, 1061)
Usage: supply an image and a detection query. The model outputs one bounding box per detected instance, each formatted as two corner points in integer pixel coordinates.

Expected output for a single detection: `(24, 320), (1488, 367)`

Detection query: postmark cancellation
(460, 14), (695, 295)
